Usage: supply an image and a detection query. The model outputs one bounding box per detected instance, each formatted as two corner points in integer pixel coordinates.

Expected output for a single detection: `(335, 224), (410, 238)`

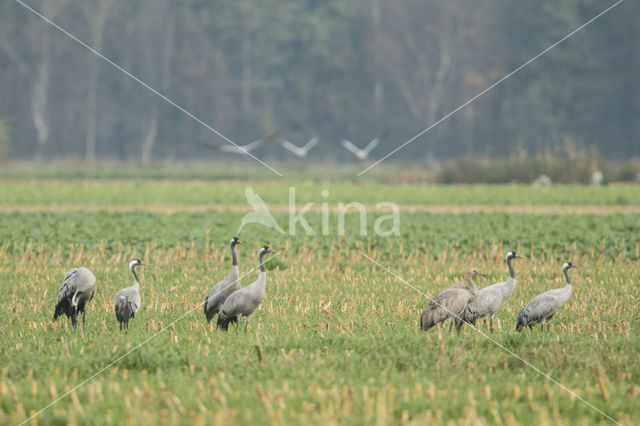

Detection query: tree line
(0, 0), (638, 164)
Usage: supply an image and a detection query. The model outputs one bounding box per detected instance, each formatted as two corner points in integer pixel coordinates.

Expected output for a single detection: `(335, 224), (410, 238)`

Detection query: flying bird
(341, 138), (379, 161)
(516, 262), (578, 331)
(236, 187), (286, 234)
(280, 137), (319, 158)
(204, 237), (243, 323)
(53, 267), (97, 330)
(218, 139), (263, 155)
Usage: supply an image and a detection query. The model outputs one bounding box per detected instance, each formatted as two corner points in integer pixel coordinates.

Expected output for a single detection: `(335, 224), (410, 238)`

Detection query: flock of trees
(0, 0), (638, 164)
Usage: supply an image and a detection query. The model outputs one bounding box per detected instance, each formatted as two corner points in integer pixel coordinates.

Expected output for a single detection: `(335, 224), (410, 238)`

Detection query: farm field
(0, 178), (639, 425)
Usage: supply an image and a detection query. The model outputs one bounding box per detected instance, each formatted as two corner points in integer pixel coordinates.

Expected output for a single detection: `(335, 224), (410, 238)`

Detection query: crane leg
(82, 312), (86, 329)
(448, 321), (453, 332)
(489, 318), (494, 333)
(540, 324), (544, 331)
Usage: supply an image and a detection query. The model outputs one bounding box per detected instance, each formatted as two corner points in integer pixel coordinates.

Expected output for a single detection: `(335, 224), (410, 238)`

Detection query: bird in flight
(280, 137), (319, 158)
(341, 137), (379, 160)
(218, 139), (263, 155)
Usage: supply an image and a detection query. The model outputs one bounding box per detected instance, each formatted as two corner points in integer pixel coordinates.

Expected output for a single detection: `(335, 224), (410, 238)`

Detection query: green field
(1, 178), (639, 425)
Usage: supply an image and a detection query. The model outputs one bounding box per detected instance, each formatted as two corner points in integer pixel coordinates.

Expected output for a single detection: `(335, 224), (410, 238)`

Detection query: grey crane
(516, 262), (577, 331)
(53, 267), (97, 329)
(204, 237), (242, 323)
(456, 251), (523, 332)
(341, 138), (379, 161)
(114, 259), (147, 331)
(217, 245), (274, 331)
(280, 137), (319, 158)
(420, 268), (483, 331)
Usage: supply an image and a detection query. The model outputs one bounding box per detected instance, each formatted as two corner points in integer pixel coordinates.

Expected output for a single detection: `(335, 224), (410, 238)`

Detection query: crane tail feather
(216, 311), (231, 331)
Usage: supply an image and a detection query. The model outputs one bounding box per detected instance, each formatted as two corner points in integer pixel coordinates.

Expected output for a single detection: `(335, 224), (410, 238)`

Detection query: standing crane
(53, 267), (97, 330)
(204, 237), (242, 323)
(456, 251), (524, 332)
(114, 259), (147, 331)
(516, 262), (578, 331)
(420, 268), (484, 331)
(217, 245), (275, 331)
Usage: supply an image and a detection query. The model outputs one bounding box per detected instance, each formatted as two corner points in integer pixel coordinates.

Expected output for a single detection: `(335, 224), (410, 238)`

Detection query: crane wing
(364, 138), (379, 153)
(219, 145), (240, 153)
(341, 140), (361, 155)
(303, 136), (319, 151)
(243, 139), (263, 151)
(57, 268), (79, 299)
(280, 140), (301, 153)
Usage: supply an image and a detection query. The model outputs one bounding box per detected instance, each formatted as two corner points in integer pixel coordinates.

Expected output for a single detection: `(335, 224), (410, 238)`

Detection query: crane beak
(516, 255), (526, 260)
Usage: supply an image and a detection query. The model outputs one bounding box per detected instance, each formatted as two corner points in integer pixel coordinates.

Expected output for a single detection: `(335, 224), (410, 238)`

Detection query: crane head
(506, 251), (524, 261)
(260, 245), (275, 255)
(467, 268), (485, 277)
(231, 237), (242, 247)
(128, 258), (147, 270)
(562, 262), (578, 271)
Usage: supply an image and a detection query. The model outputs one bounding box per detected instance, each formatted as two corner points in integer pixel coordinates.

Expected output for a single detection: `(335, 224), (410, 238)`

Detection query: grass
(0, 178), (639, 424)
(1, 180), (640, 206)
(0, 246), (638, 425)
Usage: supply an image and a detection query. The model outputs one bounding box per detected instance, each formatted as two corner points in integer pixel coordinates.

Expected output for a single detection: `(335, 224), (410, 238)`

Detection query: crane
(53, 267), (97, 330)
(217, 245), (275, 331)
(114, 259), (147, 331)
(204, 237), (242, 323)
(280, 137), (318, 158)
(456, 251), (524, 332)
(516, 262), (577, 331)
(420, 268), (483, 331)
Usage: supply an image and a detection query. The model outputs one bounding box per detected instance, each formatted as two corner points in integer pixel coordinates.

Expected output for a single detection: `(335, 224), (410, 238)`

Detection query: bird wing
(303, 136), (319, 151)
(521, 292), (558, 323)
(364, 138), (379, 153)
(341, 140), (361, 155)
(280, 140), (302, 155)
(219, 144), (240, 153)
(58, 268), (97, 302)
(242, 139), (263, 151)
(245, 186), (270, 211)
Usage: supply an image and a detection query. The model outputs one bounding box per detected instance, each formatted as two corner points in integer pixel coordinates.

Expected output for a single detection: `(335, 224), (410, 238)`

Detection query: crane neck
(467, 275), (478, 293)
(130, 265), (140, 285)
(563, 268), (572, 285)
(465, 272), (479, 293)
(259, 251), (267, 273)
(231, 243), (238, 266)
(507, 257), (515, 279)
